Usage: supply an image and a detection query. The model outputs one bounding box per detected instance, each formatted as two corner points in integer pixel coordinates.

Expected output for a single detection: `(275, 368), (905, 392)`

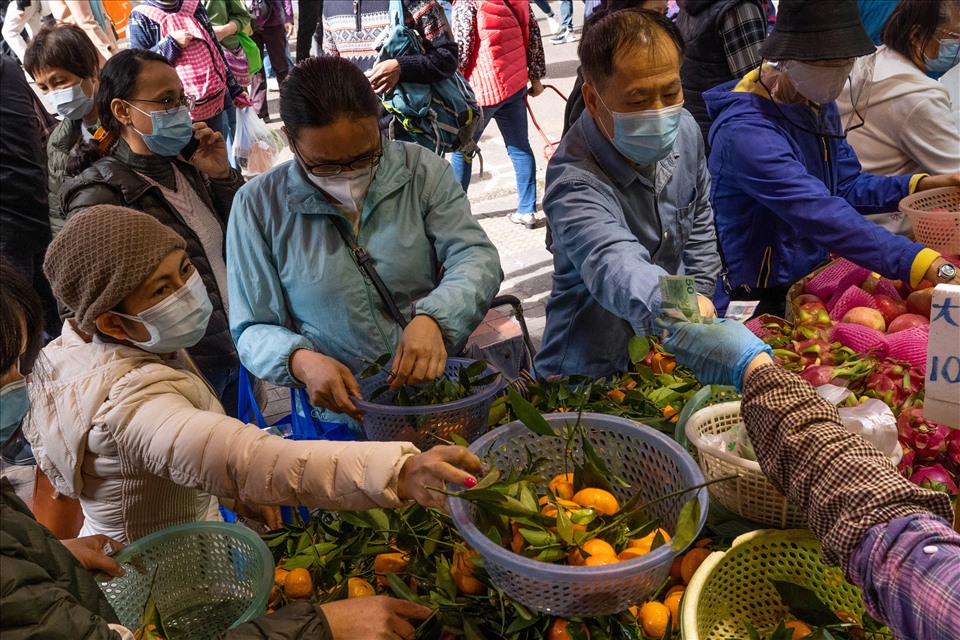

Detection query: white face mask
(781, 59), (855, 104)
(306, 166), (377, 214)
(113, 271), (213, 353)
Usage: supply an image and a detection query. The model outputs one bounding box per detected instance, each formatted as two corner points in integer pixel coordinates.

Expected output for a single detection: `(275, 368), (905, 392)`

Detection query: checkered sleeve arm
(740, 364), (954, 576)
(719, 2), (765, 78)
(451, 0), (478, 75)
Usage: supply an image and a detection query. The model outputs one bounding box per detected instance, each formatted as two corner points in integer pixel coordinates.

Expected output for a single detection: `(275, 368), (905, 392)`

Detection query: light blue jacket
(535, 110), (721, 379)
(227, 139), (503, 387)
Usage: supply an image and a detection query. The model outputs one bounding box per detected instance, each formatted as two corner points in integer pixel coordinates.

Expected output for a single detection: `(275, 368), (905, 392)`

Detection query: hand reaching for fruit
(397, 445), (482, 511)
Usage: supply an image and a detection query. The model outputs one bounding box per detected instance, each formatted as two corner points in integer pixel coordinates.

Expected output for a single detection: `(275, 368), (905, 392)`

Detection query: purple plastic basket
(354, 357), (505, 448)
(449, 413), (708, 618)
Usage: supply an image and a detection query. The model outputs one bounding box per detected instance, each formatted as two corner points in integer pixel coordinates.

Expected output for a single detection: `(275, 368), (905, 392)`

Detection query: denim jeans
(450, 89), (537, 214)
(559, 0), (573, 30)
(531, 0), (553, 16)
(222, 94), (238, 168)
(200, 364), (241, 419)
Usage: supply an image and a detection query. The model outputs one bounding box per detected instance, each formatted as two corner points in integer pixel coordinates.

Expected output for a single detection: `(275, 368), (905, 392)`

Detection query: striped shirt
(719, 1), (766, 77)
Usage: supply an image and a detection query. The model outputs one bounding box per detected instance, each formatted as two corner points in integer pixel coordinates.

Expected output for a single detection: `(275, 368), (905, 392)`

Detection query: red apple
(906, 288), (934, 317)
(842, 307), (886, 332)
(874, 295), (907, 326)
(887, 313), (929, 334)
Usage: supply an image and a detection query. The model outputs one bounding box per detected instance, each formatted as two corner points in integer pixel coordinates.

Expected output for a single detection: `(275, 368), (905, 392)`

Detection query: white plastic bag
(232, 107), (285, 174)
(838, 399), (902, 463)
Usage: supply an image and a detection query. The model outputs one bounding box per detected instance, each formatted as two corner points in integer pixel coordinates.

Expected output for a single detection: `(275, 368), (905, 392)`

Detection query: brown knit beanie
(44, 205), (187, 333)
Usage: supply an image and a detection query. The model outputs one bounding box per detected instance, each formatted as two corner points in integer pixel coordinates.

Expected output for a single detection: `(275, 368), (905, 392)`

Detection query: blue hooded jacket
(704, 69), (931, 311)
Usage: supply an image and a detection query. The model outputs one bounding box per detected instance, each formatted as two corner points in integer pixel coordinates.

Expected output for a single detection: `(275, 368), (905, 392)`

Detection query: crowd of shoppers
(2, 1), (960, 638)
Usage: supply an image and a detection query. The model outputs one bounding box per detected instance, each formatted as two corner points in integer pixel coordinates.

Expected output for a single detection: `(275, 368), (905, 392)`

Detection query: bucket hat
(760, 0), (876, 62)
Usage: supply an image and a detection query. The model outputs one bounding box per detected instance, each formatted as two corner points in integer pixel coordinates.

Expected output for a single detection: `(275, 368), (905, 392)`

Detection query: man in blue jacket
(705, 0), (960, 316)
(536, 8), (722, 379)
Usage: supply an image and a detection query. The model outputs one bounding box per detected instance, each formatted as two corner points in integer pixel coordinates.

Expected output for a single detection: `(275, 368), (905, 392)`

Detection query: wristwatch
(936, 262), (957, 283)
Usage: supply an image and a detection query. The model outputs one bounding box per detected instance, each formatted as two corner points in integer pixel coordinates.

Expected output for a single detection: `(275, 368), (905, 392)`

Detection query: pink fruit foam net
(745, 317), (768, 338)
(831, 323), (887, 355)
(829, 287), (878, 322)
(806, 259), (870, 300)
(885, 325), (929, 375)
(874, 280), (902, 302)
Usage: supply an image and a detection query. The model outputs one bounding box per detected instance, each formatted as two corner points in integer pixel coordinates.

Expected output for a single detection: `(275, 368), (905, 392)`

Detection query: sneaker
(508, 212), (538, 229)
(549, 27), (569, 45)
(564, 29), (578, 44)
(546, 14), (561, 35)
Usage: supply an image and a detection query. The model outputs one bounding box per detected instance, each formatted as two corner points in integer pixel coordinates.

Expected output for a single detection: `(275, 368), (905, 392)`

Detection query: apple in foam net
(906, 288), (934, 317)
(887, 313), (929, 334)
(842, 307), (886, 332)
(874, 295), (907, 326)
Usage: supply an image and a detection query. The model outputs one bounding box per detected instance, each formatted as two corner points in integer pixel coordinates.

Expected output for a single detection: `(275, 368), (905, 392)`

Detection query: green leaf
(519, 527), (558, 547)
(537, 547), (568, 562)
(436, 556), (457, 599)
(573, 460), (617, 496)
(555, 505), (574, 545)
(580, 432), (611, 476)
(771, 580), (842, 628)
(280, 554), (314, 570)
(463, 616), (485, 640)
(671, 497), (701, 552)
(450, 433), (470, 448)
(386, 572), (428, 606)
(650, 528), (667, 552)
(463, 359), (489, 379)
(743, 621), (763, 640)
(628, 336), (650, 365)
(470, 468), (501, 491)
(507, 387), (556, 437)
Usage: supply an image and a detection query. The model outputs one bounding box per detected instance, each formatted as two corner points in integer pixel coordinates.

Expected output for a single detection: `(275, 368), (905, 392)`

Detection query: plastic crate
(354, 357), (505, 448)
(449, 412), (708, 618)
(97, 522), (273, 639)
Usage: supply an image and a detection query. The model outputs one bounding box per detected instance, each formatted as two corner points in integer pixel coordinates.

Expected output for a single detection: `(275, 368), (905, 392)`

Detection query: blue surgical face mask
(49, 81), (95, 120)
(926, 37), (960, 79)
(113, 270), (213, 354)
(125, 102), (195, 157)
(596, 95), (684, 165)
(0, 378), (29, 443)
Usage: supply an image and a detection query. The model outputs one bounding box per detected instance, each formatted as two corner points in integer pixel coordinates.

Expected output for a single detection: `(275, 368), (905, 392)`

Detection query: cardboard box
(924, 284), (960, 429)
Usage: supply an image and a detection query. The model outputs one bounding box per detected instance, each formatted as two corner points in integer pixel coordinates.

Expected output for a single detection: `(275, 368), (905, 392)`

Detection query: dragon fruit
(897, 445), (915, 477)
(908, 463), (958, 495)
(897, 407), (950, 461)
(947, 428), (960, 467)
(864, 360), (924, 407)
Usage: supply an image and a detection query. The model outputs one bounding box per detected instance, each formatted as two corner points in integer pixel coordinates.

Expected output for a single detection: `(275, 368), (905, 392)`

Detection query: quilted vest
(678, 0), (764, 148)
(466, 0), (530, 107)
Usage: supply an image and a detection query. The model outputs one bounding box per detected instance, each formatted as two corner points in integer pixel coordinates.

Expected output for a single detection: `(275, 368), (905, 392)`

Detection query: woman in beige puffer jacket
(24, 205), (481, 545)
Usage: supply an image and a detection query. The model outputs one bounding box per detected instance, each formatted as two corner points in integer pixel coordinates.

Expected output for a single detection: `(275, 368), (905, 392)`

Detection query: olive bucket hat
(760, 0), (877, 62)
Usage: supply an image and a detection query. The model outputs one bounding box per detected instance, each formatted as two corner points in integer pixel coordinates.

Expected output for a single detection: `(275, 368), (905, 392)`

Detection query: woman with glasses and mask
(62, 48), (246, 419)
(227, 55), (503, 431)
(836, 0), (960, 236)
(702, 0), (960, 319)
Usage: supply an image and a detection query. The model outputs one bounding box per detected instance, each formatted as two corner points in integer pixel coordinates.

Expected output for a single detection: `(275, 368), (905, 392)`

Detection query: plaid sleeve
(741, 365), (954, 576)
(719, 1), (765, 78)
(849, 515), (960, 640)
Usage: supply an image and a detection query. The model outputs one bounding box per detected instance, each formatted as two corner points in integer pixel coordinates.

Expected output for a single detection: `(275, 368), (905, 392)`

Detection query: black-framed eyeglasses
(125, 94), (197, 115)
(290, 138), (383, 177)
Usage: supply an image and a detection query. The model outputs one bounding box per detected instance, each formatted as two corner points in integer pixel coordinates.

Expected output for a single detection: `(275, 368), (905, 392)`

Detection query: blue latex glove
(660, 318), (773, 391)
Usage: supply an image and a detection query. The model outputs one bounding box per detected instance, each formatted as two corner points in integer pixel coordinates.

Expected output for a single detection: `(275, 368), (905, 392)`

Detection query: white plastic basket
(684, 402), (805, 529)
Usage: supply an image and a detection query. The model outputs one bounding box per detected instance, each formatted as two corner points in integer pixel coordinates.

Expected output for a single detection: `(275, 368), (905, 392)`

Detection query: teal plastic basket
(97, 522), (273, 639)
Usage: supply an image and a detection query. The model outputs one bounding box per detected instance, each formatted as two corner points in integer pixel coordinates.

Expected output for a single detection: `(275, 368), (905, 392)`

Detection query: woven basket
(354, 357), (505, 448)
(449, 412), (708, 618)
(97, 522), (273, 639)
(685, 402), (805, 529)
(899, 186), (960, 255)
(681, 529), (870, 640)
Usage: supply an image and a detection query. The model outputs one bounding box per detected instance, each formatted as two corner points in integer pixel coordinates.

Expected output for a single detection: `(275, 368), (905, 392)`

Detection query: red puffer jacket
(463, 0), (530, 107)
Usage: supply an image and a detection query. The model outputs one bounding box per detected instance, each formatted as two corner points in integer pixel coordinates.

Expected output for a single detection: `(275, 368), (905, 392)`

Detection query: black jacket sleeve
(220, 602), (333, 640)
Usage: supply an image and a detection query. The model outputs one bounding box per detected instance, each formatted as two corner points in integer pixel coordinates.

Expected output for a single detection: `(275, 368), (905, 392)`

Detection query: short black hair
(578, 8), (686, 90)
(23, 23), (100, 81)
(0, 255), (45, 376)
(881, 0), (960, 65)
(280, 56), (380, 140)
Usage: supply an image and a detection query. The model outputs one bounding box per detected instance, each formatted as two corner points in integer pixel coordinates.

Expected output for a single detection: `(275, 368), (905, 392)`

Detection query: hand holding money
(659, 275), (705, 323)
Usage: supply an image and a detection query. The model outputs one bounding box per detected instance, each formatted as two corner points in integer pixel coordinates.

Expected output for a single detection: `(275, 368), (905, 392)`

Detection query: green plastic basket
(674, 385), (740, 447)
(97, 522), (273, 639)
(681, 530), (870, 640)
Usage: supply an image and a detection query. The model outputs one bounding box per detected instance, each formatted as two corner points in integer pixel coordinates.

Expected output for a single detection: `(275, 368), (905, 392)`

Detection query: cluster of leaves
(134, 569), (176, 640)
(361, 355), (497, 407)
(513, 337), (703, 434)
(262, 504), (677, 639)
(743, 581), (892, 640)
